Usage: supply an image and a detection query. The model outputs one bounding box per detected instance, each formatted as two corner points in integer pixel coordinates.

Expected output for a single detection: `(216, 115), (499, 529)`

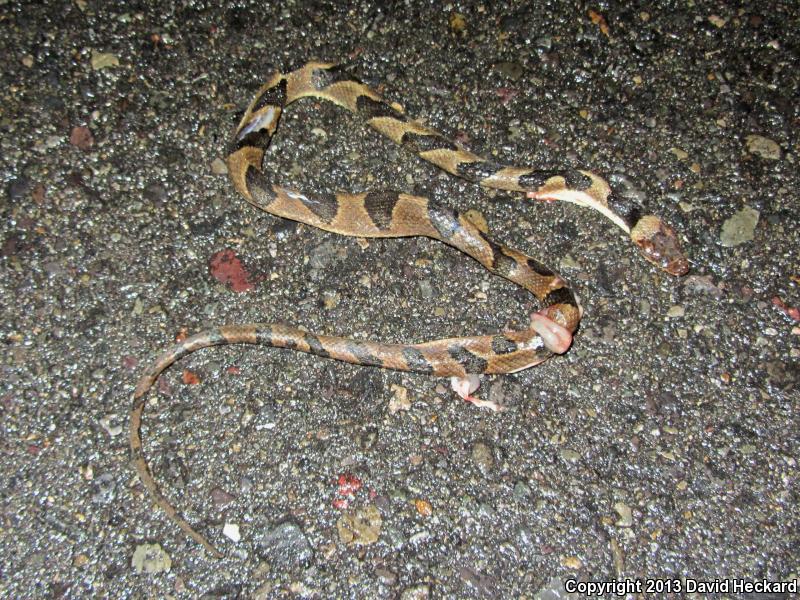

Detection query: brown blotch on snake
(131, 61), (688, 558)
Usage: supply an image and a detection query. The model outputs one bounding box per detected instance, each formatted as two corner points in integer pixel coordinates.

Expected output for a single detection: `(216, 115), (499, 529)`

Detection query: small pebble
(559, 255), (580, 270)
(211, 487), (236, 507)
(223, 523), (241, 542)
(513, 481), (531, 500)
(414, 499), (433, 517)
(471, 441), (494, 473)
(720, 207), (759, 247)
(256, 521), (313, 568)
(745, 134), (781, 160)
(69, 126), (94, 151)
(210, 158), (228, 174)
(91, 50), (119, 70)
(418, 279), (434, 299)
(98, 414), (122, 437)
(131, 544), (171, 574)
(669, 147), (689, 160)
(667, 305), (685, 318)
(493, 61), (524, 81)
(7, 177), (32, 201)
(614, 502), (633, 527)
(375, 568), (397, 584)
(400, 584), (430, 600)
(560, 448), (581, 462)
(449, 12), (467, 35)
(322, 291), (340, 309)
(337, 505), (382, 545)
(708, 14), (728, 28)
(389, 384), (410, 413)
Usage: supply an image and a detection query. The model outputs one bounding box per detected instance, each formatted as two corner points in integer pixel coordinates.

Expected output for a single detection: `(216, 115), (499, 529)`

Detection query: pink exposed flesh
(450, 376), (505, 412)
(530, 312), (573, 354)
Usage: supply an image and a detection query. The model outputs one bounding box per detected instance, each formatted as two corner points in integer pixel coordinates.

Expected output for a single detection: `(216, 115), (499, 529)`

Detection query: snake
(130, 62), (689, 557)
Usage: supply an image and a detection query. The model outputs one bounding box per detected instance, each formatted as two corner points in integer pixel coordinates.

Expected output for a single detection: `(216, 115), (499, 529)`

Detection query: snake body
(130, 62), (688, 557)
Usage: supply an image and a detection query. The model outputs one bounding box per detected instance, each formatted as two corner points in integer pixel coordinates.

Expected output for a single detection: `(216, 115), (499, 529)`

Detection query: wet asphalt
(1, 1), (798, 598)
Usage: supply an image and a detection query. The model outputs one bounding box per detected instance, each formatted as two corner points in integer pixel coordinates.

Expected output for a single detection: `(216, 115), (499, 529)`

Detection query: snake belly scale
(130, 62), (688, 557)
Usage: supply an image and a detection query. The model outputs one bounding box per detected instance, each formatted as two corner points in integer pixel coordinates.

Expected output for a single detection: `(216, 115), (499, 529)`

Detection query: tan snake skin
(130, 62), (688, 557)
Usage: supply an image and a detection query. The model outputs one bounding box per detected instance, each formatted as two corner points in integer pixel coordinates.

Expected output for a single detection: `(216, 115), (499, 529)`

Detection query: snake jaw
(630, 215), (689, 276)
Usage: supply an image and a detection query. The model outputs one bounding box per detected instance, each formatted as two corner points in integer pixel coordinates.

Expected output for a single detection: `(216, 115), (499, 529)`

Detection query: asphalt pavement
(1, 1), (797, 598)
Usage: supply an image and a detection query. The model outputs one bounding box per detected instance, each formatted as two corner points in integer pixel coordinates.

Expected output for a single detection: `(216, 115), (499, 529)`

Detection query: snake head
(630, 215), (689, 276)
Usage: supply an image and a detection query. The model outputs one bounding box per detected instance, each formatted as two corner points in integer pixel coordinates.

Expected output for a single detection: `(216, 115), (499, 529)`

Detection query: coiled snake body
(131, 62), (688, 556)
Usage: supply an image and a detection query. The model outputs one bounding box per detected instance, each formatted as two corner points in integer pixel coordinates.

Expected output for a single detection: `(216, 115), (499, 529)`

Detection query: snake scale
(131, 62), (689, 557)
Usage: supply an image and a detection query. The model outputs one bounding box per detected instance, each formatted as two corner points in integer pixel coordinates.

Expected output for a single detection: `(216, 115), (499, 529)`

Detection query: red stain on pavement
(209, 248), (255, 292)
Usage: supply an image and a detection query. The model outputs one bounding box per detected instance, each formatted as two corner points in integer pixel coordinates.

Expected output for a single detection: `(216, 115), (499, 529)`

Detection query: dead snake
(130, 62), (689, 557)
